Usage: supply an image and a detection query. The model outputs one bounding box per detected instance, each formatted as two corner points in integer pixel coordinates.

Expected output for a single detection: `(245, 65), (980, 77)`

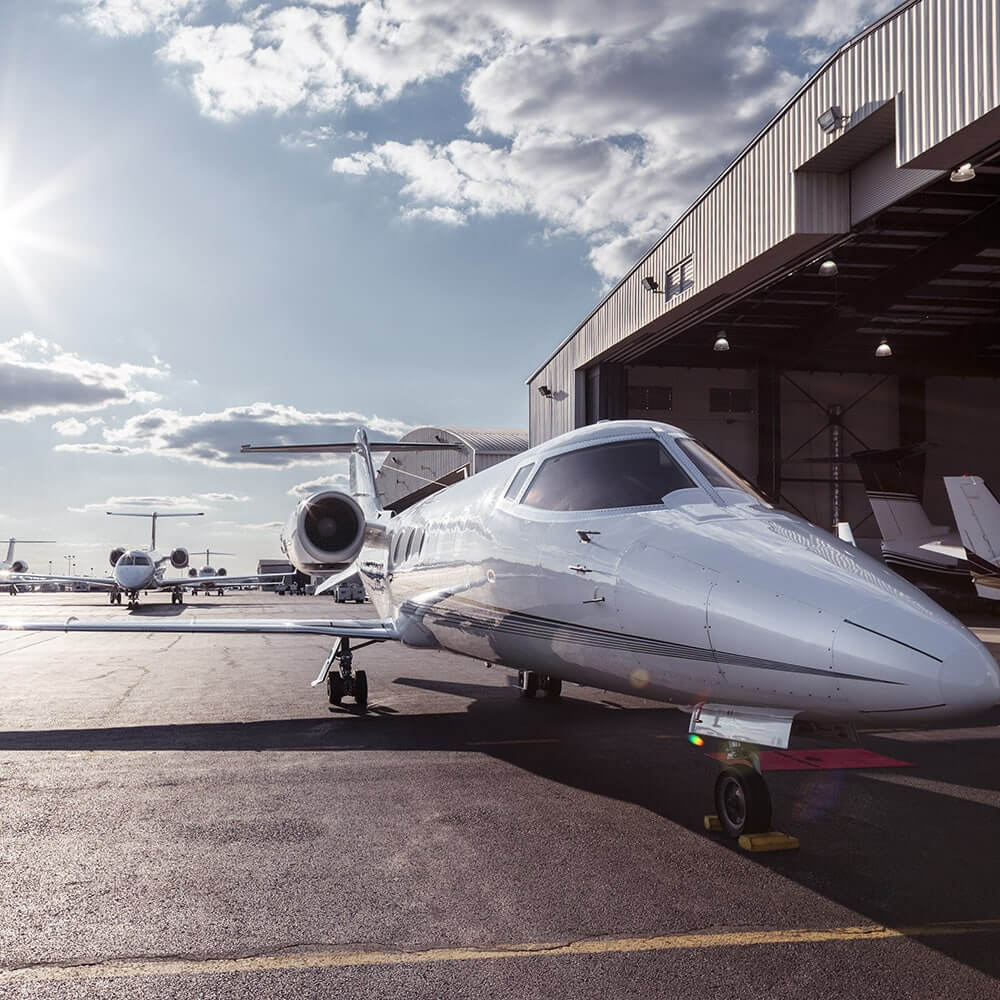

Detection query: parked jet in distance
(922, 476), (1000, 602)
(853, 446), (974, 603)
(3, 423), (998, 839)
(1, 539), (55, 595)
(5, 512), (277, 608)
(187, 549), (236, 596)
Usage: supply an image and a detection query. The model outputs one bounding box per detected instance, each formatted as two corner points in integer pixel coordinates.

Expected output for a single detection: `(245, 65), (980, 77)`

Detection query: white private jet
(187, 549), (236, 596)
(1, 538), (56, 595)
(3, 422), (999, 840)
(922, 476), (1000, 602)
(5, 512), (279, 608)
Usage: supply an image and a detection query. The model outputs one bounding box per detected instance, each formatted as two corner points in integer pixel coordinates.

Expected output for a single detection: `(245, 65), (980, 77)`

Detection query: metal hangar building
(527, 0), (1000, 543)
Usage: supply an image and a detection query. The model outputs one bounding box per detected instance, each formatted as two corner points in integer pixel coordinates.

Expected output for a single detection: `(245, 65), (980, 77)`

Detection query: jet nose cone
(938, 635), (1000, 714)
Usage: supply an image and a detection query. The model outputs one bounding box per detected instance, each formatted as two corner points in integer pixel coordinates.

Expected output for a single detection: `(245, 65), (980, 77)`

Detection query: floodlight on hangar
(875, 337), (893, 358)
(641, 275), (662, 293)
(818, 259), (839, 277)
(816, 105), (849, 134)
(713, 332), (730, 352)
(950, 162), (976, 183)
(537, 384), (553, 397)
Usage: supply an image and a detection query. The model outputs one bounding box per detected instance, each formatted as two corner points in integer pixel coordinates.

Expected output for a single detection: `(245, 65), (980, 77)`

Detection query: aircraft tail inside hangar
(527, 0), (1000, 543)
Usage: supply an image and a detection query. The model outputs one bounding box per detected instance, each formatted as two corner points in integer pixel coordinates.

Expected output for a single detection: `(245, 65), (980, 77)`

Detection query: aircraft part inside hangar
(528, 0), (1000, 544)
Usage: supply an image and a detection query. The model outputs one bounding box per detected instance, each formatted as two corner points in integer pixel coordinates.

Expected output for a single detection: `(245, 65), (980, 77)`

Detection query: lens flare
(689, 734), (705, 748)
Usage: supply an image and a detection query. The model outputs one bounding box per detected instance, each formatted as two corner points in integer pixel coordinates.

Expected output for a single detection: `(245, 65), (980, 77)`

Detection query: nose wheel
(714, 764), (772, 838)
(517, 671), (562, 698)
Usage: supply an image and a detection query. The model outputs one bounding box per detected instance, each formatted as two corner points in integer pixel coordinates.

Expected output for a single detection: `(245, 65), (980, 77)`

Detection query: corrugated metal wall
(528, 0), (1000, 445)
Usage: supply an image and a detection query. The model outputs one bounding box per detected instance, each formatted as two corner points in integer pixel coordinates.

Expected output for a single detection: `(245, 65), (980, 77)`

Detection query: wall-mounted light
(875, 337), (892, 358)
(818, 258), (839, 277)
(641, 276), (662, 293)
(817, 105), (849, 134)
(713, 332), (730, 352)
(537, 384), (553, 397)
(950, 162), (976, 183)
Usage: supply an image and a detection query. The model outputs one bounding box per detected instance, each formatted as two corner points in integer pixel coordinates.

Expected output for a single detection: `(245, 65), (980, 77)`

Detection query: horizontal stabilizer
(241, 442), (461, 455)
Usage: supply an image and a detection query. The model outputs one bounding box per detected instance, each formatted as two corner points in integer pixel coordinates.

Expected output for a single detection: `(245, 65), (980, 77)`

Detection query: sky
(0, 0), (899, 575)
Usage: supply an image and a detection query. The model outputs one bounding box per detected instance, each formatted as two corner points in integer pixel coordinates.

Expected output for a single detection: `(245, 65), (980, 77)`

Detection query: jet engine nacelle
(110, 546), (126, 567)
(10, 559), (27, 573)
(217, 567), (227, 577)
(282, 490), (365, 573)
(188, 567), (198, 577)
(170, 547), (189, 569)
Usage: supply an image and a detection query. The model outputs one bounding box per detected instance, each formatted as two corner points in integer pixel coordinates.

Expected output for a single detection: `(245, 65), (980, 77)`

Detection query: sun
(0, 155), (92, 320)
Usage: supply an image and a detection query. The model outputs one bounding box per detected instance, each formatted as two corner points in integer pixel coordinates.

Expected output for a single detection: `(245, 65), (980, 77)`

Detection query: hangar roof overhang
(621, 141), (1000, 377)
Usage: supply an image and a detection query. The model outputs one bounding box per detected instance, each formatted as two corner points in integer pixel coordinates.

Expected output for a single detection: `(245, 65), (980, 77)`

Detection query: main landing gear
(170, 587), (185, 606)
(712, 742), (772, 838)
(109, 588), (123, 606)
(517, 670), (562, 699)
(324, 637), (369, 711)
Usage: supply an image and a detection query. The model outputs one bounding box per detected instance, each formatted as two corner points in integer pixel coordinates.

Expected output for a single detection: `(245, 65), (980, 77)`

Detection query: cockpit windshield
(118, 553), (152, 567)
(521, 438), (694, 511)
(117, 555), (134, 566)
(676, 438), (771, 507)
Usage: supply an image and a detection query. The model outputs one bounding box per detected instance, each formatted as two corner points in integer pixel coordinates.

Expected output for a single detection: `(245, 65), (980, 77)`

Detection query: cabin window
(676, 438), (770, 506)
(521, 439), (693, 512)
(404, 529), (418, 561)
(392, 531), (406, 566)
(504, 464), (534, 500)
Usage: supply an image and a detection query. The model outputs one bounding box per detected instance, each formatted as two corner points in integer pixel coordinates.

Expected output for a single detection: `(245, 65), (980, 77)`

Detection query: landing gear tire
(353, 670), (368, 710)
(327, 672), (344, 705)
(714, 765), (772, 839)
(518, 670), (538, 698)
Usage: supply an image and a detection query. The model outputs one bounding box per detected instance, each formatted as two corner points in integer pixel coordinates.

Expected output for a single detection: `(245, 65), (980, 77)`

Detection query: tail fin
(241, 430), (463, 519)
(944, 477), (1000, 586)
(852, 446), (936, 542)
(5, 538), (56, 563)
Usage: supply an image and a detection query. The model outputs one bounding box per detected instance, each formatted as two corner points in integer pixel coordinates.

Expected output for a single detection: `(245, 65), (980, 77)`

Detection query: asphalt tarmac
(1, 592), (999, 998)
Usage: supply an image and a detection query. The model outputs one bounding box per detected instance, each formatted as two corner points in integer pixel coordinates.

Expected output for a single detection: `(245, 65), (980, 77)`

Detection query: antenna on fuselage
(106, 511), (204, 551)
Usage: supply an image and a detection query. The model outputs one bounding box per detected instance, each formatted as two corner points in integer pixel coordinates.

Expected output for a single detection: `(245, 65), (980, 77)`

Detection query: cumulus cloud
(52, 417), (89, 436)
(71, 0), (899, 283)
(280, 124), (367, 149)
(67, 492), (250, 512)
(55, 402), (411, 467)
(211, 519), (284, 532)
(287, 471), (350, 498)
(0, 333), (168, 423)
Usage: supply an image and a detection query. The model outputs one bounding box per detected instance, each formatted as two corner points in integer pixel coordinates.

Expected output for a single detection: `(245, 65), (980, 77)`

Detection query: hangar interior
(529, 0), (1000, 544)
(595, 143), (1000, 540)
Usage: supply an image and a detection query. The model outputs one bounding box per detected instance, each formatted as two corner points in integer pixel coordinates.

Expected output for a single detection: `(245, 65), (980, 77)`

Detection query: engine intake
(282, 490), (365, 573)
(110, 546), (126, 568)
(170, 547), (189, 569)
(10, 559), (27, 574)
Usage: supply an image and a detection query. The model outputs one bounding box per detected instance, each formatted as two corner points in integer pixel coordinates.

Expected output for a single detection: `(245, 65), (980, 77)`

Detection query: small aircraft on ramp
(1, 539), (56, 595)
(4, 512), (278, 608)
(2, 422), (998, 839)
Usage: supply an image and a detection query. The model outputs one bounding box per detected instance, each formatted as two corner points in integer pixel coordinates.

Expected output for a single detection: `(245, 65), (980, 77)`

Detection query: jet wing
(0, 572), (116, 590)
(158, 573), (288, 590)
(0, 617), (398, 640)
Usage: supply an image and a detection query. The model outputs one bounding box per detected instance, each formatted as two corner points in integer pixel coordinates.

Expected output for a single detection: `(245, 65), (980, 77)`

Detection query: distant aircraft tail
(852, 445), (936, 542)
(4, 538), (55, 564)
(943, 476), (1000, 598)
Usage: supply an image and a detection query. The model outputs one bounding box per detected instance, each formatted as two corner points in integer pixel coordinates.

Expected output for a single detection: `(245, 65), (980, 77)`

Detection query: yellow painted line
(3, 920), (999, 984)
(465, 738), (561, 746)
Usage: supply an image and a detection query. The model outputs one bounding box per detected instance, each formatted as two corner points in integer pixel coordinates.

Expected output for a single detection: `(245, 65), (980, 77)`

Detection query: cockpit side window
(503, 464), (534, 500)
(676, 438), (771, 506)
(521, 438), (694, 512)
(118, 555), (134, 566)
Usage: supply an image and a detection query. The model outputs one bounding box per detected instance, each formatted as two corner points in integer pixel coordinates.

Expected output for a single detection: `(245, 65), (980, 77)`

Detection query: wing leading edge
(0, 617), (399, 640)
